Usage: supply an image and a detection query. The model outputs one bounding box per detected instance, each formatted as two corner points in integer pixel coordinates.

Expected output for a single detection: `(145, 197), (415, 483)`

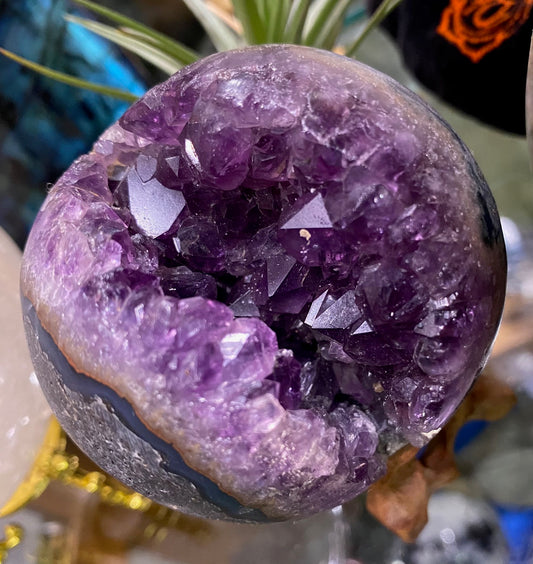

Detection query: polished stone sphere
(21, 45), (506, 521)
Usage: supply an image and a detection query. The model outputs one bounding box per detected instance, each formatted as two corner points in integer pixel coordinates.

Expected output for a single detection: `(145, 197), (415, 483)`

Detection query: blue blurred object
(495, 505), (533, 564)
(454, 419), (489, 452)
(0, 0), (146, 245)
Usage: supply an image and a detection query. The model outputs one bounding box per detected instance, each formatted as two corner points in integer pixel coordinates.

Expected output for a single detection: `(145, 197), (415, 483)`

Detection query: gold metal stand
(0, 525), (23, 562)
(0, 417), (210, 563)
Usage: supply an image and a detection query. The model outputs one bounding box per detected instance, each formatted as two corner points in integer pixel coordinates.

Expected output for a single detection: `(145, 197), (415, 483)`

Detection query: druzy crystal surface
(21, 45), (506, 520)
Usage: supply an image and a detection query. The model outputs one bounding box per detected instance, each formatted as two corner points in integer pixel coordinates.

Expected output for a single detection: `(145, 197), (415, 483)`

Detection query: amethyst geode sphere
(21, 45), (506, 521)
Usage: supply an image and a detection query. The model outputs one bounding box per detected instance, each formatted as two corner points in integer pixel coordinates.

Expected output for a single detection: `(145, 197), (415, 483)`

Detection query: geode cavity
(21, 45), (506, 521)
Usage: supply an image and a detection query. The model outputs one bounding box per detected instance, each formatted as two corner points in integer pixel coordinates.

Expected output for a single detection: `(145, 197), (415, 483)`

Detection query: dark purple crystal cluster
(21, 46), (506, 521)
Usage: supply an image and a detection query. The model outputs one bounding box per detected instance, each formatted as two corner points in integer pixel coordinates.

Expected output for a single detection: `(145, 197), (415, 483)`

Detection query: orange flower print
(437, 0), (533, 63)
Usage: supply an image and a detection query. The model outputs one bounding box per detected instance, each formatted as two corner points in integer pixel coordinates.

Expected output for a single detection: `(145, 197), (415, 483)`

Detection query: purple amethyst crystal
(21, 45), (506, 521)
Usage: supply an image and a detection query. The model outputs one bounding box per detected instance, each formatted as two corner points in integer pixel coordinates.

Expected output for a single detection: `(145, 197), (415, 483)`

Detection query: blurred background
(0, 0), (532, 562)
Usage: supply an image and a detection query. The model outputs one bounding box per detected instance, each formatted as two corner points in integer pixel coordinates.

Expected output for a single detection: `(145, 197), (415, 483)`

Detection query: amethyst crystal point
(21, 45), (506, 521)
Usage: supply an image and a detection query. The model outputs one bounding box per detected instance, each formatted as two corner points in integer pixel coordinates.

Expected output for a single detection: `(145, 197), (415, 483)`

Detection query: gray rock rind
(22, 297), (268, 522)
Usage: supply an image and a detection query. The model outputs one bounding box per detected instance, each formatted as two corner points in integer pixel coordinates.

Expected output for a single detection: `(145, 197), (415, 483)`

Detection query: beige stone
(0, 228), (51, 510)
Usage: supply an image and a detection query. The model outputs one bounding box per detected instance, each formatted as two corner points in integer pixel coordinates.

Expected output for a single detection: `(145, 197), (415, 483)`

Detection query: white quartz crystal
(0, 227), (51, 511)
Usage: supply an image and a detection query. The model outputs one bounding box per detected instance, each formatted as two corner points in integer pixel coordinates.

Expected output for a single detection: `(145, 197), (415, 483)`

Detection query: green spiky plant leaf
(72, 0), (199, 64)
(64, 15), (184, 75)
(0, 48), (139, 102)
(181, 0), (243, 51)
(0, 0), (403, 100)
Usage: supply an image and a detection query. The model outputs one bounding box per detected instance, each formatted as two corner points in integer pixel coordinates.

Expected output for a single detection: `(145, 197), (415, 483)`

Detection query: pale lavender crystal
(21, 46), (506, 519)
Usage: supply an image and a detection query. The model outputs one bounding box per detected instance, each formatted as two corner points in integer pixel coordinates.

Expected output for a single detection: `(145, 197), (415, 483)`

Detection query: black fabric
(367, 0), (532, 135)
